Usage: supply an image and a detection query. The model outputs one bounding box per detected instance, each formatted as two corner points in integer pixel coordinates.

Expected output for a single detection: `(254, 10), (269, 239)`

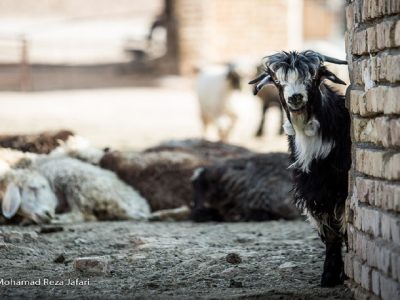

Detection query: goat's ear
(2, 183), (22, 219)
(320, 68), (346, 85)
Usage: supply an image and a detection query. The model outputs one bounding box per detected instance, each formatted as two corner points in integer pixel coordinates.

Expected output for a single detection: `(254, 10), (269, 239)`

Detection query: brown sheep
(0, 130), (74, 154)
(99, 139), (252, 212)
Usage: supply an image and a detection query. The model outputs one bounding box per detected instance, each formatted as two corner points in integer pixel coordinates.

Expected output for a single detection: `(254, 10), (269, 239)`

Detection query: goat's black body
(288, 84), (351, 287)
(249, 50), (351, 287)
(289, 85), (351, 217)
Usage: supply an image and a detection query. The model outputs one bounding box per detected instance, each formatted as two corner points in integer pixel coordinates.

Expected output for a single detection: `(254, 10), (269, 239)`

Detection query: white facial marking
(288, 115), (334, 173)
(275, 69), (308, 108)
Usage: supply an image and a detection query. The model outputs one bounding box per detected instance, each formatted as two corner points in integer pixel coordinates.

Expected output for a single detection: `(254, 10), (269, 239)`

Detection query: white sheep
(196, 64), (241, 141)
(0, 148), (151, 224)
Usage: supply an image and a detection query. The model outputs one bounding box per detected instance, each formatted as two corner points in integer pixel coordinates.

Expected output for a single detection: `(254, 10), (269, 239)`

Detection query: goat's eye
(274, 79), (280, 85)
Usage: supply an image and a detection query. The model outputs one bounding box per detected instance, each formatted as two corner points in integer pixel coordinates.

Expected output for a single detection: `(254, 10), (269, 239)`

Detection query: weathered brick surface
(355, 148), (400, 180)
(350, 86), (400, 116)
(345, 0), (400, 298)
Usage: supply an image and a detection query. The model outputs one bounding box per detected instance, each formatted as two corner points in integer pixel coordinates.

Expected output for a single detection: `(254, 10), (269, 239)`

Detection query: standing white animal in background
(196, 64), (241, 141)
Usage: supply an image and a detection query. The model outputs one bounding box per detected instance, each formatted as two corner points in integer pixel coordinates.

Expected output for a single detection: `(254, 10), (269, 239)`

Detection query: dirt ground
(0, 220), (353, 299)
(0, 86), (353, 299)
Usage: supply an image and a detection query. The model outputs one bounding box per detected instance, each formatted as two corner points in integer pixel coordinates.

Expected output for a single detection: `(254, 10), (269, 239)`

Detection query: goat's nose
(288, 94), (303, 105)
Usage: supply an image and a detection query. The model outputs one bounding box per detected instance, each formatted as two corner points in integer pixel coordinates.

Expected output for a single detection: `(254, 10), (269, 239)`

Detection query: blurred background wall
(0, 0), (345, 91)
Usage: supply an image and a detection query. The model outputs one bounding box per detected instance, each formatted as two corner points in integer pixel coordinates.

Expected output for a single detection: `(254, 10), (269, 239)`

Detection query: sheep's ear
(2, 183), (22, 219)
(320, 68), (346, 85)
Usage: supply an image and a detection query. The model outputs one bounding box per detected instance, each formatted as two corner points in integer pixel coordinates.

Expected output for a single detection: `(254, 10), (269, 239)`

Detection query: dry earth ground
(0, 221), (353, 299)
(0, 86), (353, 299)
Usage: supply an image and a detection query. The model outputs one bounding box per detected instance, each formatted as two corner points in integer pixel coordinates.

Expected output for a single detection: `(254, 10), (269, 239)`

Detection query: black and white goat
(250, 50), (351, 287)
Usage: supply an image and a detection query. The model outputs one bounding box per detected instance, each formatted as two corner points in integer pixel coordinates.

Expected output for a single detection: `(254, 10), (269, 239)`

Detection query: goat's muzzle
(287, 94), (305, 112)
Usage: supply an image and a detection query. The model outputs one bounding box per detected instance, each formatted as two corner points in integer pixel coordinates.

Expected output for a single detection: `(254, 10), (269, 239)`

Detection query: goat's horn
(250, 74), (272, 95)
(321, 55), (348, 65)
(248, 73), (268, 85)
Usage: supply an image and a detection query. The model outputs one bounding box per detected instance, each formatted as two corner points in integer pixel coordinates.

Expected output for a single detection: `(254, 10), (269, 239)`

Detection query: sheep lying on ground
(100, 150), (204, 212)
(0, 149), (150, 224)
(0, 130), (74, 154)
(191, 152), (299, 222)
(101, 139), (298, 222)
(100, 139), (252, 212)
(144, 139), (252, 161)
(196, 64), (241, 141)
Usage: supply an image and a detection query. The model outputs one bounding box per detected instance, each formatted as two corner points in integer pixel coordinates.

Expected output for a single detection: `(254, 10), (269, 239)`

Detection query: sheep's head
(249, 50), (347, 118)
(1, 169), (57, 224)
(226, 63), (241, 90)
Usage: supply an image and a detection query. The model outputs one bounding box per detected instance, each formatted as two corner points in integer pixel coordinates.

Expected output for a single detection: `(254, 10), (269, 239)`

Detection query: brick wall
(171, 0), (291, 74)
(344, 1), (400, 299)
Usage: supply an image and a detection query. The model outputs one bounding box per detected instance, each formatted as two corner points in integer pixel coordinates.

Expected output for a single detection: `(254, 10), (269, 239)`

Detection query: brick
(355, 148), (400, 180)
(367, 26), (378, 52)
(361, 264), (372, 290)
(350, 89), (364, 115)
(391, 251), (400, 280)
(354, 0), (363, 24)
(356, 177), (375, 204)
(353, 116), (400, 148)
(371, 270), (381, 296)
(384, 87), (400, 114)
(361, 206), (381, 237)
(353, 30), (367, 55)
(366, 239), (379, 268)
(346, 3), (355, 31)
(391, 216), (400, 244)
(395, 20), (400, 46)
(377, 243), (392, 275)
(353, 256), (363, 284)
(366, 86), (386, 115)
(376, 20), (396, 49)
(386, 54), (400, 82)
(380, 274), (400, 300)
(355, 229), (369, 260)
(389, 0), (400, 14)
(377, 55), (387, 82)
(361, 0), (370, 21)
(352, 60), (364, 86)
(374, 180), (384, 207)
(390, 119), (400, 148)
(349, 86), (395, 117)
(378, 182), (400, 212)
(381, 213), (393, 240)
(345, 253), (355, 279)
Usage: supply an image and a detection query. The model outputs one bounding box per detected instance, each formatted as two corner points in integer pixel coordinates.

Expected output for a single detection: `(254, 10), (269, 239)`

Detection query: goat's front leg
(320, 228), (345, 287)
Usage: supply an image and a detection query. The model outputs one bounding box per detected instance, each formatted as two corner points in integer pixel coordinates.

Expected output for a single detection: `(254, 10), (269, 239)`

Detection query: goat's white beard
(285, 114), (335, 173)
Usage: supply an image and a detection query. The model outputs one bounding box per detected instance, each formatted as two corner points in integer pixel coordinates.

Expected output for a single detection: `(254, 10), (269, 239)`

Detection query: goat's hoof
(320, 271), (343, 287)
